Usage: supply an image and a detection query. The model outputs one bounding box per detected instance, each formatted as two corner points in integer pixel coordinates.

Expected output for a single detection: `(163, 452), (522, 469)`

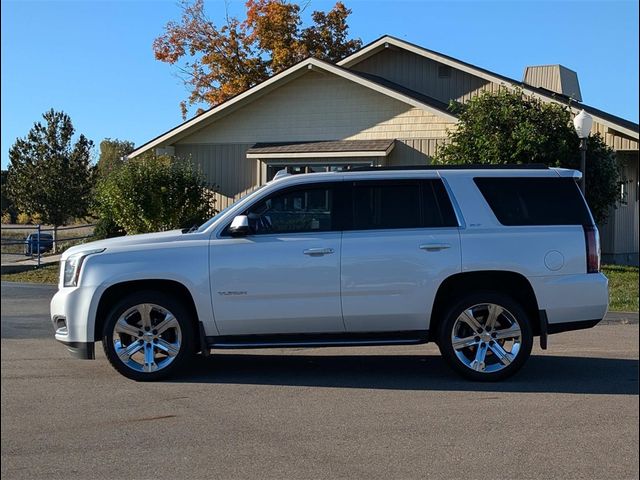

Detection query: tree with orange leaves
(153, 0), (361, 118)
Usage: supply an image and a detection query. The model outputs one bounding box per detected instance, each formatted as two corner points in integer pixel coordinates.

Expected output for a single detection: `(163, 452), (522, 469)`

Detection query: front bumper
(58, 340), (95, 359)
(51, 285), (100, 359)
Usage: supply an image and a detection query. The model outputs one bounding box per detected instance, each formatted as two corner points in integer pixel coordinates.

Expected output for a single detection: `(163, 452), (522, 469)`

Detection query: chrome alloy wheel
(112, 303), (182, 373)
(451, 303), (522, 374)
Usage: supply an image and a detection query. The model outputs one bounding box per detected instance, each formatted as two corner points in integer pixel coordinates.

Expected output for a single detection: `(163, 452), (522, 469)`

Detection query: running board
(205, 330), (430, 349)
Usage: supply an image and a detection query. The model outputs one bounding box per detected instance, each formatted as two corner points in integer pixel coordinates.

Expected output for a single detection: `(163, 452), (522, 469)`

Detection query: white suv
(51, 166), (608, 381)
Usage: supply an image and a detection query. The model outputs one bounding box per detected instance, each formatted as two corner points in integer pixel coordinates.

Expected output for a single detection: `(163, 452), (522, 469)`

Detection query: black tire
(102, 290), (195, 381)
(437, 292), (533, 381)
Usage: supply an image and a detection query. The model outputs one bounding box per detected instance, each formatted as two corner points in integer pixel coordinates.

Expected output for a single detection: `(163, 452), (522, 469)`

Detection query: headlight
(63, 249), (105, 287)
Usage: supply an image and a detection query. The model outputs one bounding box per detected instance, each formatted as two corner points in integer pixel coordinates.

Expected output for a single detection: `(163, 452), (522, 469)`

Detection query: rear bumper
(538, 310), (602, 349)
(546, 318), (602, 334)
(530, 273), (608, 328)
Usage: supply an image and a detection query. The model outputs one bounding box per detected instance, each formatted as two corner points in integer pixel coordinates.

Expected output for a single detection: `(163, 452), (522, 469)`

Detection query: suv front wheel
(102, 291), (195, 381)
(437, 292), (533, 381)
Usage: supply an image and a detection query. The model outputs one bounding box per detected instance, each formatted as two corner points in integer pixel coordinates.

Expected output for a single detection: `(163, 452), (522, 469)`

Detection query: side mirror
(228, 215), (251, 236)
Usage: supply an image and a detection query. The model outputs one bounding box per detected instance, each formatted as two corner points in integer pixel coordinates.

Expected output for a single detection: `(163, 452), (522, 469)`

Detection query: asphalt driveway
(1, 282), (638, 479)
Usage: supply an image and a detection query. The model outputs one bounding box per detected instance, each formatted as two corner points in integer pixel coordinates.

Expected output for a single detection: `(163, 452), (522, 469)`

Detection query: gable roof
(339, 35), (639, 139)
(128, 57), (458, 159)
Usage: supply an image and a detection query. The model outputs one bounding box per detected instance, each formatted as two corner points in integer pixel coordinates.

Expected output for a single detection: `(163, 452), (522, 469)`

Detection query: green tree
(153, 0), (361, 118)
(96, 138), (135, 177)
(6, 109), (94, 250)
(1, 170), (17, 223)
(94, 154), (216, 235)
(436, 89), (619, 223)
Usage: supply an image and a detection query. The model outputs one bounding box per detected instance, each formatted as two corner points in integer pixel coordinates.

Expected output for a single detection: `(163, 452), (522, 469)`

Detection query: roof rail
(346, 164), (549, 171)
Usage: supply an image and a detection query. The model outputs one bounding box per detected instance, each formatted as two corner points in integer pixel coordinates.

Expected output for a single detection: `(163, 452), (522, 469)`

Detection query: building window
(438, 65), (451, 78)
(619, 180), (629, 206)
(266, 162), (373, 181)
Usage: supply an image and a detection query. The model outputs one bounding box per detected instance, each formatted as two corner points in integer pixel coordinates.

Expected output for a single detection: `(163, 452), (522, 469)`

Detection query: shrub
(1, 210), (12, 224)
(16, 212), (31, 224)
(93, 215), (126, 240)
(436, 89), (619, 223)
(94, 154), (217, 235)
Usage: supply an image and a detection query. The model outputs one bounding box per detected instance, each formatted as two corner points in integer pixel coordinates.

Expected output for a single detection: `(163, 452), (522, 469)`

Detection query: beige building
(130, 35), (639, 265)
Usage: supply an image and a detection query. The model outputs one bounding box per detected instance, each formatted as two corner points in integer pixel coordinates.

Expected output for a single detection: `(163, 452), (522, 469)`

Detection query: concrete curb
(1, 254), (61, 274)
(601, 311), (639, 325)
(0, 264), (41, 274)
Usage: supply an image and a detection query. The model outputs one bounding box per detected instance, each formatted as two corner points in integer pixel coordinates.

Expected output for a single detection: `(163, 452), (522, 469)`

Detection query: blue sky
(1, 0), (638, 169)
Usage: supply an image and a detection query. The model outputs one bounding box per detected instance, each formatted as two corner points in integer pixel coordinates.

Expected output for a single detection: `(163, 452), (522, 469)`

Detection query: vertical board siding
(599, 215), (616, 255)
(523, 65), (582, 101)
(599, 152), (639, 261)
(388, 138), (446, 165)
(352, 47), (635, 152)
(175, 143), (256, 209)
(591, 122), (638, 151)
(351, 47), (491, 105)
(613, 154), (639, 254)
(523, 66), (562, 94)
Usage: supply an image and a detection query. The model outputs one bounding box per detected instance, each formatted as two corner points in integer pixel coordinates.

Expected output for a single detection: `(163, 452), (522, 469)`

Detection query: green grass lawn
(2, 262), (638, 312)
(1, 263), (60, 284)
(602, 264), (639, 312)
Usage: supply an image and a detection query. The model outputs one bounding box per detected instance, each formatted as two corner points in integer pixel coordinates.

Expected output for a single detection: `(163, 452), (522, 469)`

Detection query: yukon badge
(217, 291), (248, 296)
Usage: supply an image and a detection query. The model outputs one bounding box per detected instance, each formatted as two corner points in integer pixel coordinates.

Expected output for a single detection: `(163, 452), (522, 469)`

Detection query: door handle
(419, 243), (451, 251)
(303, 248), (335, 256)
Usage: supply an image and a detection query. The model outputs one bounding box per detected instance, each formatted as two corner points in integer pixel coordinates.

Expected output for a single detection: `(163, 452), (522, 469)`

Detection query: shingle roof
(128, 57), (456, 159)
(345, 69), (451, 112)
(340, 35), (639, 136)
(247, 139), (395, 155)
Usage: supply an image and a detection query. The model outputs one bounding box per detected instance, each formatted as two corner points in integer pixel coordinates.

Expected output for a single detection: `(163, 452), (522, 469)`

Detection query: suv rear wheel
(437, 292), (533, 381)
(102, 291), (195, 381)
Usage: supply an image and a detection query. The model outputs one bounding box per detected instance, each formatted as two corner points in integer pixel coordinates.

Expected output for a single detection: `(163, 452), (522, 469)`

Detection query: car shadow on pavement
(173, 353), (639, 395)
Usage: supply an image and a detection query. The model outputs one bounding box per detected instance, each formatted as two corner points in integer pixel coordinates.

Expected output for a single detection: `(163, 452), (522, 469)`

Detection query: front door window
(245, 184), (334, 235)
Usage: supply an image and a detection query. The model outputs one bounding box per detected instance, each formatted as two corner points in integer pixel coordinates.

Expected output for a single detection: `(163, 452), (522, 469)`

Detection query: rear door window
(422, 179), (458, 227)
(352, 181), (421, 230)
(348, 179), (458, 230)
(474, 177), (592, 226)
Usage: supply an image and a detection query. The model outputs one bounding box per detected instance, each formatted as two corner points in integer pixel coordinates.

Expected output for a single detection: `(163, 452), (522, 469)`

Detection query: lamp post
(573, 109), (593, 195)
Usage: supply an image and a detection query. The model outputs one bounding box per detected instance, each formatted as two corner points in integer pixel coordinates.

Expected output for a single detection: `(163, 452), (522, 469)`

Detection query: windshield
(195, 185), (266, 233)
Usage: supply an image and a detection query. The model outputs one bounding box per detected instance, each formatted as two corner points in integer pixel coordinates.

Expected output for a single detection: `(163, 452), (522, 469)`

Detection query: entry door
(341, 179), (462, 332)
(210, 182), (345, 336)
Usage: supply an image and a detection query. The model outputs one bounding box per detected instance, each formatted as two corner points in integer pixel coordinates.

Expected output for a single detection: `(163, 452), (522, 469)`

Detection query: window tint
(474, 177), (592, 226)
(243, 184), (336, 234)
(423, 180), (458, 227)
(349, 179), (457, 230)
(352, 182), (421, 230)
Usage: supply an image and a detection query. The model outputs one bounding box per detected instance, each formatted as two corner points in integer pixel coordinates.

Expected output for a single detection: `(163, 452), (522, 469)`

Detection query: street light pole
(579, 137), (587, 195)
(573, 110), (593, 197)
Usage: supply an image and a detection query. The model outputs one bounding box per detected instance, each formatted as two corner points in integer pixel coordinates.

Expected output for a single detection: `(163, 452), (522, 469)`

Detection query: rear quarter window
(474, 177), (593, 226)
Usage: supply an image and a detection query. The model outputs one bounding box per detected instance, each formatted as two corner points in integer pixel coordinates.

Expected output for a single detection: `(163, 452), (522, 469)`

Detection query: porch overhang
(246, 140), (395, 159)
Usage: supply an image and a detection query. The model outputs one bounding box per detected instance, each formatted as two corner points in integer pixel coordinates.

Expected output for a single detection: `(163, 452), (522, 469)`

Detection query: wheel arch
(430, 270), (541, 339)
(94, 279), (201, 344)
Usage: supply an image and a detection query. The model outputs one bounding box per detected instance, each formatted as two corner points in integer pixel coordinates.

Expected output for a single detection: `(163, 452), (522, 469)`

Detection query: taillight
(583, 225), (601, 273)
